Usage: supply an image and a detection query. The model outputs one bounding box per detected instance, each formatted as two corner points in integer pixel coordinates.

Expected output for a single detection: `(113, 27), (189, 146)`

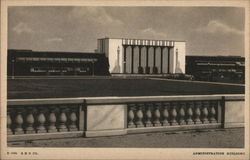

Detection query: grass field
(7, 77), (244, 99)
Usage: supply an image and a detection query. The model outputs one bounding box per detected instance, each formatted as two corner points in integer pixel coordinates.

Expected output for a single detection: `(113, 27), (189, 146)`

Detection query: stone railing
(7, 99), (85, 141)
(127, 101), (219, 127)
(7, 94), (244, 142)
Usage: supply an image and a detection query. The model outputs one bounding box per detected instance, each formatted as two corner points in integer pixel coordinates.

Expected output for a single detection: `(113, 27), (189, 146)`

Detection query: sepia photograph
(1, 0), (249, 159)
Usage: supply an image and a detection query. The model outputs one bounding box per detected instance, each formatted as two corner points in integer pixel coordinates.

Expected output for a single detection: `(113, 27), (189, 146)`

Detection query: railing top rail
(7, 94), (245, 106)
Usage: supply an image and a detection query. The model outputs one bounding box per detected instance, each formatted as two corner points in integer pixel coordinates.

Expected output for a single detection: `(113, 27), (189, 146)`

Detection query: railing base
(8, 131), (84, 142)
(85, 129), (127, 137)
(127, 123), (222, 134)
(224, 122), (244, 128)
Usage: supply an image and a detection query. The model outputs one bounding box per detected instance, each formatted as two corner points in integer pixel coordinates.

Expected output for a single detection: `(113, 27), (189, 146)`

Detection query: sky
(8, 6), (245, 56)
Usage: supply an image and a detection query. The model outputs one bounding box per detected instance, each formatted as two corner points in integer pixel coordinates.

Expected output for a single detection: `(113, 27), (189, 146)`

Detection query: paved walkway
(9, 128), (244, 148)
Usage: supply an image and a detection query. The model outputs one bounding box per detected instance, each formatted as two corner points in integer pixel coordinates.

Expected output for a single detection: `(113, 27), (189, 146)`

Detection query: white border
(1, 0), (249, 160)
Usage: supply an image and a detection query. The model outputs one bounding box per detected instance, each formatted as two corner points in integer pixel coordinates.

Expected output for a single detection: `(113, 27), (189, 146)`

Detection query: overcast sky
(8, 6), (245, 56)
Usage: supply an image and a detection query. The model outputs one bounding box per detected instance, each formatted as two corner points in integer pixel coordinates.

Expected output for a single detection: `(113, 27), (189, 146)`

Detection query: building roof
(98, 37), (186, 42)
(8, 49), (106, 58)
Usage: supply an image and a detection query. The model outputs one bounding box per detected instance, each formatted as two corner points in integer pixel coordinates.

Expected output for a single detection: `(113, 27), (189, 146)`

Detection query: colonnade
(123, 45), (173, 74)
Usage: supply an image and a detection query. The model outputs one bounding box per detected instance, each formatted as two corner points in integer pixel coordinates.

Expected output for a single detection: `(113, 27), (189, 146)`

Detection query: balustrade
(7, 104), (81, 135)
(178, 103), (186, 125)
(68, 108), (78, 131)
(48, 106), (57, 133)
(209, 101), (217, 123)
(201, 101), (209, 124)
(186, 102), (194, 125)
(135, 104), (144, 128)
(153, 103), (161, 126)
(7, 95), (243, 142)
(127, 100), (220, 128)
(7, 110), (13, 135)
(14, 108), (24, 134)
(194, 102), (202, 124)
(25, 107), (35, 134)
(161, 103), (170, 126)
(170, 102), (178, 126)
(145, 103), (153, 127)
(127, 104), (136, 128)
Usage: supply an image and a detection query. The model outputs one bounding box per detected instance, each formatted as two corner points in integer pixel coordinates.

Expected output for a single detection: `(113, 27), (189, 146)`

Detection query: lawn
(7, 77), (244, 99)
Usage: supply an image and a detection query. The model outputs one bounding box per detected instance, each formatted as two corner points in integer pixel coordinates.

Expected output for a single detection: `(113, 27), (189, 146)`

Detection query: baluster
(153, 103), (161, 126)
(14, 108), (24, 134)
(178, 102), (186, 125)
(127, 104), (136, 128)
(186, 102), (194, 125)
(36, 107), (47, 133)
(209, 101), (217, 123)
(25, 107), (35, 134)
(145, 103), (153, 127)
(58, 106), (68, 132)
(170, 102), (178, 126)
(135, 104), (144, 128)
(194, 101), (202, 124)
(48, 106), (57, 133)
(201, 101), (209, 124)
(69, 107), (78, 131)
(7, 109), (13, 135)
(161, 102), (170, 126)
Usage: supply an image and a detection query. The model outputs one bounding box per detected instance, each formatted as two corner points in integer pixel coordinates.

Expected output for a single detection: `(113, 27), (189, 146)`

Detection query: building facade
(186, 56), (245, 83)
(8, 49), (110, 76)
(8, 37), (186, 76)
(97, 38), (186, 74)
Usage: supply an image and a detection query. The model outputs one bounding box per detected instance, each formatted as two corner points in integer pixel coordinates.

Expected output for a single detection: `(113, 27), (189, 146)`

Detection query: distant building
(7, 49), (110, 76)
(186, 56), (245, 83)
(8, 37), (187, 77)
(97, 38), (186, 74)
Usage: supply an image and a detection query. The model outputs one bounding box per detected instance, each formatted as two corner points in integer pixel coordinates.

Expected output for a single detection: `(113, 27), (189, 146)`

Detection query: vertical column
(145, 103), (153, 127)
(162, 102), (170, 126)
(58, 106), (68, 132)
(117, 46), (120, 73)
(138, 46), (143, 74)
(167, 47), (171, 74)
(145, 46), (150, 74)
(14, 108), (24, 134)
(153, 47), (158, 74)
(160, 47), (164, 74)
(11, 58), (15, 79)
(123, 45), (127, 74)
(78, 104), (85, 131)
(153, 47), (156, 67)
(153, 103), (161, 126)
(36, 107), (47, 133)
(128, 104), (136, 128)
(48, 106), (57, 133)
(209, 101), (217, 123)
(25, 107), (35, 134)
(69, 108), (78, 131)
(135, 104), (144, 127)
(7, 109), (13, 135)
(131, 46), (134, 74)
(170, 102), (178, 126)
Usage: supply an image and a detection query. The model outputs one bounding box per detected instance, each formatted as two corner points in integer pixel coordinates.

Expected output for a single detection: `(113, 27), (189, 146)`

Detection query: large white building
(97, 38), (186, 74)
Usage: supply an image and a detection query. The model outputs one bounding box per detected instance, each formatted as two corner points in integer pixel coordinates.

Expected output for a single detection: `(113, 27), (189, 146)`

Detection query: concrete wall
(86, 104), (127, 137)
(108, 39), (123, 73)
(97, 38), (123, 73)
(224, 101), (245, 128)
(170, 41), (186, 74)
